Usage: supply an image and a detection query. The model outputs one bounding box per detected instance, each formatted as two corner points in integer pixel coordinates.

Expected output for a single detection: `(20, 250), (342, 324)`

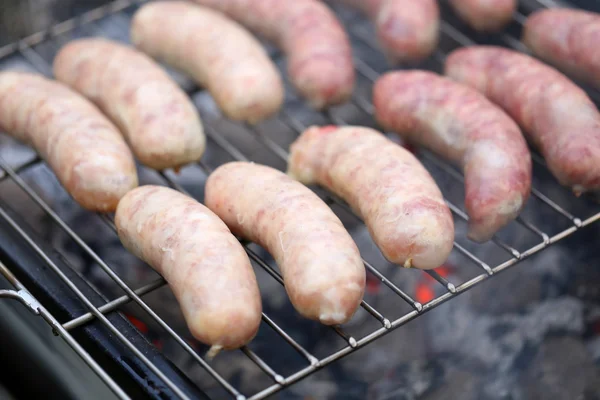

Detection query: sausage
(115, 185), (262, 352)
(330, 0), (440, 63)
(0, 71), (138, 212)
(448, 0), (516, 32)
(192, 0), (355, 109)
(445, 46), (600, 195)
(373, 71), (531, 242)
(523, 8), (600, 90)
(205, 162), (365, 325)
(130, 1), (284, 124)
(288, 125), (455, 268)
(53, 38), (206, 171)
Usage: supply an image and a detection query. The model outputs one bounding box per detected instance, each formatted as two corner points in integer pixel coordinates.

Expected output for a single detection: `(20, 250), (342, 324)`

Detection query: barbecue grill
(0, 0), (599, 399)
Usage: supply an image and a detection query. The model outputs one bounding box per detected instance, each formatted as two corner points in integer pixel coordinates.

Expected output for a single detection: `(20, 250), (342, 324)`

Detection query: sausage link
(523, 8), (600, 90)
(288, 126), (454, 269)
(205, 162), (365, 325)
(330, 0), (439, 63)
(445, 46), (600, 195)
(192, 0), (355, 109)
(374, 71), (531, 242)
(54, 38), (206, 171)
(0, 71), (138, 212)
(131, 1), (283, 124)
(115, 185), (262, 351)
(448, 0), (516, 32)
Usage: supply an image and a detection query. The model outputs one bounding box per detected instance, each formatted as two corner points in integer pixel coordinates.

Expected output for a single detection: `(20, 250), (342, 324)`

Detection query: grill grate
(0, 0), (599, 399)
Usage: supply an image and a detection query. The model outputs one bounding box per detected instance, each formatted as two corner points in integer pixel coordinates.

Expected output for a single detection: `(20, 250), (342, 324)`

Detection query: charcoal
(521, 336), (600, 400)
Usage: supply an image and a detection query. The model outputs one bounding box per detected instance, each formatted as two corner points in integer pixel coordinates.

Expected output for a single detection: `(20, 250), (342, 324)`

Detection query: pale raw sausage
(330, 0), (439, 63)
(448, 0), (516, 32)
(131, 1), (284, 124)
(445, 46), (600, 195)
(373, 71), (531, 242)
(54, 38), (206, 171)
(523, 8), (600, 90)
(205, 162), (365, 325)
(192, 0), (355, 109)
(115, 185), (262, 352)
(0, 71), (138, 212)
(288, 125), (455, 268)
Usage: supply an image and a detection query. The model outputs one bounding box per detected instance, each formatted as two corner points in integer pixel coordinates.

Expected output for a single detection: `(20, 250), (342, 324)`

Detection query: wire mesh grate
(0, 0), (598, 399)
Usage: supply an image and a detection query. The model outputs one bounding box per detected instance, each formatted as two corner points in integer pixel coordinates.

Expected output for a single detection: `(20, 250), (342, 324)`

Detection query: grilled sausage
(523, 8), (600, 90)
(205, 162), (365, 325)
(53, 38), (206, 171)
(0, 71), (137, 212)
(115, 185), (262, 352)
(192, 0), (355, 109)
(445, 46), (600, 195)
(130, 1), (283, 124)
(448, 0), (516, 32)
(288, 126), (455, 268)
(330, 0), (439, 63)
(373, 71), (531, 242)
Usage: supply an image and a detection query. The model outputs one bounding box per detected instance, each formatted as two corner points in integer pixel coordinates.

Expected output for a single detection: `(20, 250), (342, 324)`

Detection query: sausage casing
(523, 8), (600, 90)
(445, 46), (600, 195)
(205, 162), (365, 325)
(0, 71), (138, 212)
(331, 0), (439, 63)
(448, 0), (516, 32)
(131, 1), (284, 124)
(288, 126), (455, 269)
(374, 71), (531, 242)
(115, 185), (262, 351)
(192, 0), (355, 109)
(54, 38), (206, 171)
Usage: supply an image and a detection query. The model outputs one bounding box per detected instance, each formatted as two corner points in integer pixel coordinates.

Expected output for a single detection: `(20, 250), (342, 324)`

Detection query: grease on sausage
(205, 162), (365, 325)
(288, 125), (455, 268)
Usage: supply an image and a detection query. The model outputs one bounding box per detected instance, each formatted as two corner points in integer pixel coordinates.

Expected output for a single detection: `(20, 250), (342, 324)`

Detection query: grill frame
(0, 0), (599, 399)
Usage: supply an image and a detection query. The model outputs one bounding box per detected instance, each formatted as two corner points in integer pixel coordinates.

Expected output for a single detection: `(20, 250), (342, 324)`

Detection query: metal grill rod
(0, 204), (192, 400)
(62, 278), (166, 330)
(0, 260), (131, 399)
